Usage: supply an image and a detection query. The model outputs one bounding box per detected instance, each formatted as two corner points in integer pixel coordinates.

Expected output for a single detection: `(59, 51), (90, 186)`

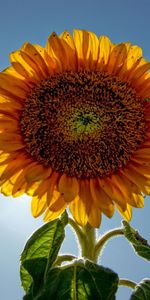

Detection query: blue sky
(0, 0), (150, 299)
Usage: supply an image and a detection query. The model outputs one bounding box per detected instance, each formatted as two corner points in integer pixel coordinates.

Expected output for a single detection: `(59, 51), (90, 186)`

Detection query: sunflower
(0, 29), (150, 228)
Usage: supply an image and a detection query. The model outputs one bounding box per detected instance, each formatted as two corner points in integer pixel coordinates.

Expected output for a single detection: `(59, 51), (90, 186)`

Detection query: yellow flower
(0, 29), (150, 227)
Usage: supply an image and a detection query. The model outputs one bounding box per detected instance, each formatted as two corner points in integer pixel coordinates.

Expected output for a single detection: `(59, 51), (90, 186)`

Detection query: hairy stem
(94, 228), (124, 260)
(119, 279), (137, 289)
(81, 224), (97, 263)
(53, 254), (76, 266)
(69, 219), (97, 262)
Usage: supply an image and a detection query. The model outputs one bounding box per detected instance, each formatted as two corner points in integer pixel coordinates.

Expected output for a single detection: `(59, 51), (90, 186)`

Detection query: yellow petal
(34, 44), (56, 75)
(127, 193), (144, 208)
(31, 194), (47, 217)
(58, 174), (79, 202)
(3, 65), (25, 80)
(46, 32), (67, 72)
(10, 50), (40, 82)
(44, 204), (67, 222)
(126, 45), (142, 70)
(60, 31), (75, 50)
(21, 43), (49, 77)
(106, 43), (129, 74)
(130, 62), (150, 84)
(73, 29), (99, 69)
(116, 203), (132, 221)
(96, 36), (111, 70)
(69, 195), (88, 227)
(1, 180), (13, 196)
(26, 181), (40, 196)
(2, 170), (26, 198)
(60, 31), (77, 71)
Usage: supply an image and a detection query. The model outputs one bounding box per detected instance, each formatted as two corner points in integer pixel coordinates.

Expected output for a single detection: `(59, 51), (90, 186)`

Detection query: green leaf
(20, 218), (65, 294)
(130, 279), (150, 299)
(122, 221), (150, 261)
(60, 210), (68, 227)
(37, 259), (119, 300)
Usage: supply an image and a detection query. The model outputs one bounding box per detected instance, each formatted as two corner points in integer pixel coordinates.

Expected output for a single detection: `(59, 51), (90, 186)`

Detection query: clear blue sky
(0, 0), (150, 299)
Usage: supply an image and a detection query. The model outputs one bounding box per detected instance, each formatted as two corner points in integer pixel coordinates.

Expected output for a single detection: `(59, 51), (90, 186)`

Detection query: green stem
(69, 219), (97, 263)
(119, 279), (137, 289)
(81, 223), (97, 263)
(94, 228), (124, 260)
(68, 218), (85, 242)
(68, 217), (86, 256)
(53, 254), (76, 266)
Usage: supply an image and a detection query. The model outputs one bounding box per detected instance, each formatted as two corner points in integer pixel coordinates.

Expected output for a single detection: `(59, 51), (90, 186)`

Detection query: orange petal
(0, 152), (17, 165)
(0, 117), (19, 133)
(0, 72), (28, 99)
(49, 191), (66, 211)
(25, 164), (52, 183)
(88, 205), (102, 228)
(98, 177), (127, 211)
(0, 94), (23, 111)
(46, 172), (60, 206)
(12, 170), (27, 197)
(0, 155), (31, 182)
(32, 177), (51, 197)
(58, 174), (79, 202)
(90, 178), (115, 217)
(122, 166), (150, 195)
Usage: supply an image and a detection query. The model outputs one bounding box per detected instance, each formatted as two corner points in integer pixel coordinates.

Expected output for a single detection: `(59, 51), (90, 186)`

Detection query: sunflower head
(0, 29), (150, 227)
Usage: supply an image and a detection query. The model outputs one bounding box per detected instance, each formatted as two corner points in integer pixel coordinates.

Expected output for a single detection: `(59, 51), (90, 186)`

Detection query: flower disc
(21, 70), (145, 178)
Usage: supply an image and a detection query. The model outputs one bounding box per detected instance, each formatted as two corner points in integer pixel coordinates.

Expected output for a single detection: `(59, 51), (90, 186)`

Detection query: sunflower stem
(53, 254), (76, 266)
(68, 219), (97, 263)
(94, 228), (124, 260)
(68, 217), (85, 242)
(81, 223), (97, 263)
(119, 278), (137, 289)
